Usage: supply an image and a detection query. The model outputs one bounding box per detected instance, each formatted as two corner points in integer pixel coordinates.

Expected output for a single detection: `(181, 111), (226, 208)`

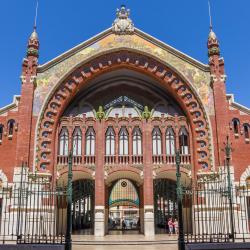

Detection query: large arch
(35, 50), (212, 174)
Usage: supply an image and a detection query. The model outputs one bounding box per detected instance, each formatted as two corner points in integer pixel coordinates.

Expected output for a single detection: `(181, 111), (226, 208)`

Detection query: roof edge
(0, 95), (20, 115)
(37, 27), (210, 74)
(227, 94), (250, 115)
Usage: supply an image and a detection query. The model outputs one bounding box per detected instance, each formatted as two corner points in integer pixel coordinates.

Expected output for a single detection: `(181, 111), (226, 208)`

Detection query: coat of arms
(112, 5), (134, 35)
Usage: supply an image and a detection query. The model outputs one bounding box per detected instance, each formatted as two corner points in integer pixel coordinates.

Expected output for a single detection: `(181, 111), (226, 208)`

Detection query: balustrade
(152, 155), (164, 164)
(105, 155), (116, 165)
(58, 153), (191, 166)
(118, 155), (130, 164)
(57, 155), (68, 165)
(132, 155), (143, 165)
(84, 155), (95, 165)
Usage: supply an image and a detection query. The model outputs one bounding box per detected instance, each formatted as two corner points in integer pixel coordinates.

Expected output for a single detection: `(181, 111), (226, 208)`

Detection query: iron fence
(183, 169), (250, 244)
(0, 165), (67, 244)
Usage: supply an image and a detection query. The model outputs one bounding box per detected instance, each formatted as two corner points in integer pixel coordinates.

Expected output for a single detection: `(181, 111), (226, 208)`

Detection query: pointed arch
(166, 127), (175, 155)
(179, 126), (189, 155)
(132, 127), (142, 155)
(72, 127), (82, 156)
(119, 127), (129, 155)
(7, 119), (15, 136)
(106, 127), (115, 155)
(36, 50), (212, 171)
(152, 127), (162, 155)
(85, 127), (95, 156)
(59, 127), (69, 156)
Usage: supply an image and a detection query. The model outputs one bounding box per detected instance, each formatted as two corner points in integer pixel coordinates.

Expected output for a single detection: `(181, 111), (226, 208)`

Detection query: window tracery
(152, 127), (162, 155)
(106, 127), (115, 155)
(132, 127), (142, 155)
(59, 127), (69, 156)
(179, 126), (189, 155)
(166, 127), (175, 155)
(73, 127), (82, 156)
(119, 127), (129, 155)
(85, 127), (95, 156)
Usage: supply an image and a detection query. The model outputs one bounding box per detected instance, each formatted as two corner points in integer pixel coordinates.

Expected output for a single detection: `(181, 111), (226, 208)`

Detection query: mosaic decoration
(34, 32), (213, 116)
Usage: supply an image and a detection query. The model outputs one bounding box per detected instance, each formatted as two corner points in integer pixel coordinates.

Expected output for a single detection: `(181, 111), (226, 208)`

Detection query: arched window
(246, 177), (250, 189)
(106, 127), (115, 155)
(119, 127), (129, 155)
(244, 124), (250, 139)
(73, 127), (82, 156)
(232, 118), (240, 134)
(132, 127), (142, 155)
(166, 127), (175, 155)
(0, 125), (3, 141)
(59, 127), (69, 156)
(85, 127), (95, 156)
(179, 126), (189, 155)
(8, 119), (15, 136)
(152, 127), (162, 155)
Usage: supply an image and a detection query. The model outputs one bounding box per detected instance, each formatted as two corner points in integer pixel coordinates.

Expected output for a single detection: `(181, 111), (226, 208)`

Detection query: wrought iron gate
(154, 179), (177, 234)
(72, 179), (94, 234)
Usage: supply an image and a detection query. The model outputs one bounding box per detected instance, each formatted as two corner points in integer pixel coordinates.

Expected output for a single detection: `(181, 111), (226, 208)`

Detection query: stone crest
(112, 5), (134, 35)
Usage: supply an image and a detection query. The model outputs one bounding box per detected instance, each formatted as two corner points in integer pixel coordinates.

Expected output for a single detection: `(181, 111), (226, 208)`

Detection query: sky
(0, 0), (249, 108)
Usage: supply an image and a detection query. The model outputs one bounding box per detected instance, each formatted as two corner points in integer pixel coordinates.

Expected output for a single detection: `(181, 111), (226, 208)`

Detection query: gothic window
(8, 119), (15, 136)
(119, 127), (129, 155)
(72, 127), (82, 156)
(179, 127), (189, 155)
(85, 127), (95, 156)
(166, 127), (175, 155)
(244, 124), (250, 140)
(132, 127), (142, 155)
(59, 127), (69, 156)
(232, 118), (240, 134)
(152, 127), (162, 155)
(0, 125), (3, 141)
(106, 127), (115, 155)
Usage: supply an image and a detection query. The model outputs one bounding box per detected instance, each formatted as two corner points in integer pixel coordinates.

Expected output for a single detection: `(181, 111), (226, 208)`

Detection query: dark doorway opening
(72, 179), (95, 235)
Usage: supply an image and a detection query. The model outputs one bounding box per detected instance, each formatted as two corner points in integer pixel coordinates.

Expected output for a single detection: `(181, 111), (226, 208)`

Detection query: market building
(0, 5), (250, 239)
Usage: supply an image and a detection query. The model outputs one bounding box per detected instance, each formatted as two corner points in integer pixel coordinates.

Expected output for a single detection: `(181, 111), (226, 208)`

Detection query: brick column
(142, 119), (155, 236)
(94, 119), (105, 236)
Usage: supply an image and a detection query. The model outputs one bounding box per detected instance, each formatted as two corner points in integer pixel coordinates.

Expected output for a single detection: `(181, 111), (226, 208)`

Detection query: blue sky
(0, 0), (249, 108)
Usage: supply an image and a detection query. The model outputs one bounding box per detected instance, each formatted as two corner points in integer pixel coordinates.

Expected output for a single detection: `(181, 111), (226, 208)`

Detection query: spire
(27, 0), (39, 58)
(30, 0), (39, 40)
(207, 0), (220, 57)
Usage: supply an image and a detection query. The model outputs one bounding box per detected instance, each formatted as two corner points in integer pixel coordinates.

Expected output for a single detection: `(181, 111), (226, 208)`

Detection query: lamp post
(225, 136), (235, 242)
(176, 150), (185, 250)
(65, 151), (73, 250)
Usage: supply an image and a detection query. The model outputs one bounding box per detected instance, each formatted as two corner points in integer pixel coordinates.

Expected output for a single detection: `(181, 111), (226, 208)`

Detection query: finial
(208, 0), (213, 31)
(30, 0), (39, 40)
(112, 5), (134, 35)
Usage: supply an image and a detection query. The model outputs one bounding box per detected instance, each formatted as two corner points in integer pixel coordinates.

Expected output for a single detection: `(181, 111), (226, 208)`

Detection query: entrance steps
(72, 234), (178, 245)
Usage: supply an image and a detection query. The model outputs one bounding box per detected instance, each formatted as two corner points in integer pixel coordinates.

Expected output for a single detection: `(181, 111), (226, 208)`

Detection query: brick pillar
(142, 119), (155, 236)
(16, 29), (39, 169)
(208, 29), (229, 167)
(94, 119), (105, 236)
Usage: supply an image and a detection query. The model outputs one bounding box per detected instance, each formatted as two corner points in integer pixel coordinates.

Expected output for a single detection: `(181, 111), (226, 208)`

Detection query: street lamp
(224, 136), (235, 242)
(65, 151), (73, 250)
(176, 150), (185, 250)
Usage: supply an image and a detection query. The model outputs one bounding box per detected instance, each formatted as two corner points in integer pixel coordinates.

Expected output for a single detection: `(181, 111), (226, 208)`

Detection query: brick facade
(0, 18), (249, 195)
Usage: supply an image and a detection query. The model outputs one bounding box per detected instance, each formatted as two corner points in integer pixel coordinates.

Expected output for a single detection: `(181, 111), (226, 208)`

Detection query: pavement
(72, 234), (178, 250)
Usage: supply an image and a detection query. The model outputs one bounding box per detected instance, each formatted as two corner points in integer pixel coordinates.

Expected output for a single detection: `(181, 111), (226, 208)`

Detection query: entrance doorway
(72, 179), (94, 235)
(108, 179), (141, 234)
(154, 179), (177, 234)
